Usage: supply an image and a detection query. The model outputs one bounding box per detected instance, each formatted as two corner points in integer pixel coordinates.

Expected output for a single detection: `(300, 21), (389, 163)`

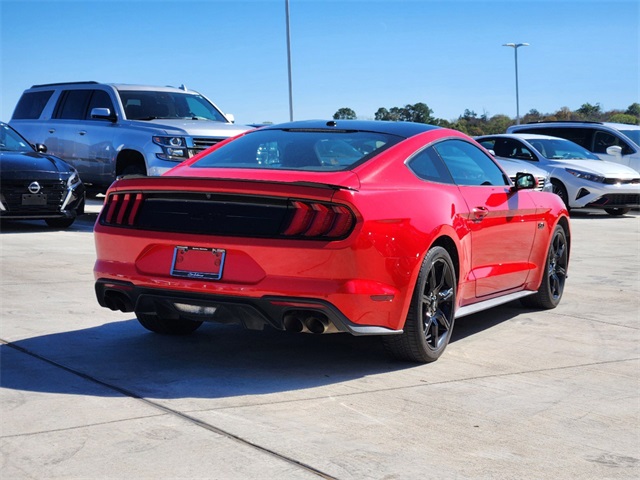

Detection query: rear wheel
(136, 312), (203, 335)
(383, 246), (456, 363)
(604, 207), (630, 216)
(521, 224), (568, 309)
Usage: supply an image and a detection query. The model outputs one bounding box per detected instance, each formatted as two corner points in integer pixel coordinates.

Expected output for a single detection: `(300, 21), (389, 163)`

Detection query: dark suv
(10, 82), (253, 192)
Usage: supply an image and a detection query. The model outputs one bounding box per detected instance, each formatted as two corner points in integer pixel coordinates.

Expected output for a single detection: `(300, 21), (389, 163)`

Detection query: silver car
(9, 82), (253, 192)
(476, 133), (640, 215)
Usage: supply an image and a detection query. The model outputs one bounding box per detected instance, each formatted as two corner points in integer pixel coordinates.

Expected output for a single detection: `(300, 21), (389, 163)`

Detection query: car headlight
(67, 170), (81, 188)
(565, 168), (605, 183)
(153, 136), (188, 161)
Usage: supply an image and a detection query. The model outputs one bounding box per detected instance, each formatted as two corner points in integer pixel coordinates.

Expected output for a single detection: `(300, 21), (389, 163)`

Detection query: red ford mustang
(94, 120), (570, 363)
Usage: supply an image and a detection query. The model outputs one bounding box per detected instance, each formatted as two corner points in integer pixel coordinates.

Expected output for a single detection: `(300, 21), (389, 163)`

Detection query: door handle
(472, 207), (489, 222)
(78, 130), (87, 136)
(48, 129), (55, 134)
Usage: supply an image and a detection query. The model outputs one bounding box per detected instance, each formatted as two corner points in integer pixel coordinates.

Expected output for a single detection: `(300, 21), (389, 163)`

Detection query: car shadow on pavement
(1, 304), (524, 400)
(0, 213), (98, 234)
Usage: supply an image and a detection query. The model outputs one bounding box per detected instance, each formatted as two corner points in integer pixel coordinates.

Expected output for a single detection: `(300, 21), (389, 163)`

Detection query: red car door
(457, 185), (538, 296)
(433, 139), (538, 297)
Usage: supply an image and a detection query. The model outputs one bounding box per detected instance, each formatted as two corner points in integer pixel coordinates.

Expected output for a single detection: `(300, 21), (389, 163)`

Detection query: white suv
(507, 121), (640, 173)
(10, 82), (253, 192)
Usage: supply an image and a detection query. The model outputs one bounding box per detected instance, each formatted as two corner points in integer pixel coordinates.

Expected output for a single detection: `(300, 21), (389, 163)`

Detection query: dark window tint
(434, 139), (508, 186)
(86, 90), (115, 119)
(492, 138), (536, 160)
(12, 91), (54, 119)
(593, 131), (632, 155)
(518, 127), (593, 149)
(191, 128), (403, 171)
(55, 90), (92, 119)
(407, 147), (454, 184)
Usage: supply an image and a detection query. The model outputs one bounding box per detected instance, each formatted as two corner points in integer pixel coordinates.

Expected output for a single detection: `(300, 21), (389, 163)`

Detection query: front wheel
(551, 180), (570, 211)
(383, 246), (457, 363)
(521, 224), (568, 309)
(136, 312), (203, 335)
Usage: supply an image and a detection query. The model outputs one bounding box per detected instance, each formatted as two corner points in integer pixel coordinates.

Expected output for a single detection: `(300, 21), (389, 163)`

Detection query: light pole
(285, 0), (294, 121)
(502, 42), (529, 124)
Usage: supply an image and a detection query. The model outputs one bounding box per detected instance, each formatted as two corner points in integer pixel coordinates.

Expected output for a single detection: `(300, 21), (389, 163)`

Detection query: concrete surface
(1, 199), (638, 479)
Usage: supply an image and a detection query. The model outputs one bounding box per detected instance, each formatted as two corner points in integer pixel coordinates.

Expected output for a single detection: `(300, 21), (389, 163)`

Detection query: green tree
(576, 102), (602, 120)
(333, 107), (357, 120)
(374, 103), (435, 123)
(625, 103), (640, 118)
(608, 113), (639, 125)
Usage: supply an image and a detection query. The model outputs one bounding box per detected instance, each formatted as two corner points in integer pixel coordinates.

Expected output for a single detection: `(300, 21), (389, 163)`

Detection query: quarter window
(12, 91), (54, 119)
(434, 139), (508, 187)
(407, 147), (454, 184)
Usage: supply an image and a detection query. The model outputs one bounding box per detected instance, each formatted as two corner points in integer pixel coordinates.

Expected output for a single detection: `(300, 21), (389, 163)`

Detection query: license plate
(22, 194), (47, 206)
(170, 246), (225, 280)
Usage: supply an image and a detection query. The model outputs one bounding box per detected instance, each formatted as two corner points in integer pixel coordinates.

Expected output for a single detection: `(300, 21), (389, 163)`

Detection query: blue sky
(1, 0), (638, 125)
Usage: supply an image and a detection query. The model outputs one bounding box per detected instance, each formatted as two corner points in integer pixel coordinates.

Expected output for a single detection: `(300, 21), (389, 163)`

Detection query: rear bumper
(95, 279), (402, 336)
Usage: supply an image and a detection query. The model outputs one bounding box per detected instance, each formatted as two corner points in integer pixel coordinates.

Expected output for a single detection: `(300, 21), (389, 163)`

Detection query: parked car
(479, 150), (552, 192)
(9, 81), (254, 193)
(507, 121), (640, 173)
(0, 121), (85, 228)
(476, 133), (640, 215)
(94, 120), (570, 363)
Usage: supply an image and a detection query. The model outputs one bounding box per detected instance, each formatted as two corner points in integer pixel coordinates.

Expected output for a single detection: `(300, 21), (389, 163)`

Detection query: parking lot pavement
(1, 209), (638, 479)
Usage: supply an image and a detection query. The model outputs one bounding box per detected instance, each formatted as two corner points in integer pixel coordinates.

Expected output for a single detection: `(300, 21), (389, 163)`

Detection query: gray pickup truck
(10, 81), (253, 192)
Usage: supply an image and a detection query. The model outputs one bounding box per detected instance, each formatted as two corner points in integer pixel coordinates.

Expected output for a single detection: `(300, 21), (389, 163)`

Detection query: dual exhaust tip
(283, 310), (338, 334)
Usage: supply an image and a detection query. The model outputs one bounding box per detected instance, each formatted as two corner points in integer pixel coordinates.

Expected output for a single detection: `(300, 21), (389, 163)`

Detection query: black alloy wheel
(521, 224), (568, 309)
(383, 246), (456, 363)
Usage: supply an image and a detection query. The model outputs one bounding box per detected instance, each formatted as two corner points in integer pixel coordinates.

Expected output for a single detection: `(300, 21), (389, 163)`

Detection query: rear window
(191, 129), (403, 171)
(12, 90), (54, 119)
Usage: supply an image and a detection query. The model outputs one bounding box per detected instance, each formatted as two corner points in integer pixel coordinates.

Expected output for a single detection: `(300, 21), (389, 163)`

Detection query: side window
(434, 139), (508, 187)
(86, 90), (115, 119)
(593, 131), (632, 155)
(54, 90), (92, 119)
(12, 91), (54, 119)
(495, 138), (535, 160)
(407, 146), (454, 184)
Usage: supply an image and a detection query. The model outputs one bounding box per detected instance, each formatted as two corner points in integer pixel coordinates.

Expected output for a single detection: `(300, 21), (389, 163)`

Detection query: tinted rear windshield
(191, 128), (403, 171)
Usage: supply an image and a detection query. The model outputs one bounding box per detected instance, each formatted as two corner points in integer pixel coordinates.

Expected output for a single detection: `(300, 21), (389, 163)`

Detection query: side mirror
(511, 172), (537, 192)
(225, 113), (235, 123)
(34, 143), (47, 153)
(606, 145), (623, 157)
(91, 107), (117, 123)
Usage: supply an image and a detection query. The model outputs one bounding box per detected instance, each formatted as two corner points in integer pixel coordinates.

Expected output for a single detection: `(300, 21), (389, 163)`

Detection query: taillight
(102, 193), (144, 226)
(281, 200), (355, 239)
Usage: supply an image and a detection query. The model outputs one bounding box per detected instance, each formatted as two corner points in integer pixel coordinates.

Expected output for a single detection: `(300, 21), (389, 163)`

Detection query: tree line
(332, 102), (640, 136)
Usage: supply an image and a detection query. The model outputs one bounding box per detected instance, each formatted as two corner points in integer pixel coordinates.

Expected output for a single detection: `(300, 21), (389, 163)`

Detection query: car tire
(521, 224), (568, 309)
(45, 216), (76, 228)
(121, 163), (147, 177)
(383, 246), (456, 363)
(551, 180), (570, 211)
(136, 312), (203, 335)
(604, 208), (631, 216)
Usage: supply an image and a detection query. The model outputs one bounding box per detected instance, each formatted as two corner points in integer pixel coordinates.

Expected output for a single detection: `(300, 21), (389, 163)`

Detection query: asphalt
(1, 199), (638, 479)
